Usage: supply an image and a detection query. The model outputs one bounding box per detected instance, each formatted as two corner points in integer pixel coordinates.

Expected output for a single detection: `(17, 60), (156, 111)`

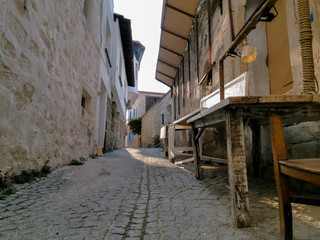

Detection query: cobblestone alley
(1, 148), (320, 240)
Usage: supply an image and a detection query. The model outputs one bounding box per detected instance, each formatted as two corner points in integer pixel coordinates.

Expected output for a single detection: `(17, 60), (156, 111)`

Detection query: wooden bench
(270, 115), (320, 240)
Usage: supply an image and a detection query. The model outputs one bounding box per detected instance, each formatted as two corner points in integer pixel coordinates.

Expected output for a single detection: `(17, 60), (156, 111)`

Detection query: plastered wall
(0, 0), (102, 175)
(141, 91), (173, 148)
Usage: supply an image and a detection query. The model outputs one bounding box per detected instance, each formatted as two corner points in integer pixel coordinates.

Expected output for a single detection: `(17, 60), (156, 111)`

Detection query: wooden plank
(189, 110), (226, 129)
(202, 155), (228, 164)
(191, 126), (202, 179)
(173, 108), (201, 125)
(241, 105), (320, 125)
(174, 156), (228, 165)
(225, 109), (250, 227)
(168, 124), (175, 161)
(258, 95), (313, 103)
(173, 152), (193, 157)
(174, 124), (192, 130)
(175, 157), (194, 164)
(174, 147), (193, 152)
(269, 115), (292, 240)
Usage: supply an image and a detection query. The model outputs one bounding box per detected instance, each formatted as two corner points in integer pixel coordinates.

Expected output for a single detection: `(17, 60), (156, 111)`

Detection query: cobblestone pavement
(1, 148), (320, 240)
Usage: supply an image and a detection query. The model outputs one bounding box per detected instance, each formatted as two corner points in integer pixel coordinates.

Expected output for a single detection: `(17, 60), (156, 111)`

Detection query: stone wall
(127, 91), (165, 148)
(171, 0), (320, 178)
(141, 91), (173, 148)
(0, 0), (102, 175)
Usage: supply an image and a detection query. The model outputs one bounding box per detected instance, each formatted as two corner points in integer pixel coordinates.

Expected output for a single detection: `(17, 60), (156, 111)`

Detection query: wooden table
(187, 95), (320, 228)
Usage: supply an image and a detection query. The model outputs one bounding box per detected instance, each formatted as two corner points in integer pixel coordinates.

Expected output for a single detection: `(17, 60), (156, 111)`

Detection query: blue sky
(114, 0), (170, 93)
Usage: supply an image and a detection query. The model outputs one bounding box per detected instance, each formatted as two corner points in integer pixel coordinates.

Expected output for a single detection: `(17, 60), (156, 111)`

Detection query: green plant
(41, 160), (51, 175)
(151, 135), (163, 148)
(13, 161), (51, 184)
(14, 170), (35, 184)
(0, 177), (16, 199)
(69, 159), (84, 166)
(127, 118), (141, 135)
(89, 153), (98, 159)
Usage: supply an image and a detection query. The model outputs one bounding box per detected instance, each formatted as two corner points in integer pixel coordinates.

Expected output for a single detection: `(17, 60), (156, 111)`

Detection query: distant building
(141, 91), (173, 148)
(127, 91), (165, 148)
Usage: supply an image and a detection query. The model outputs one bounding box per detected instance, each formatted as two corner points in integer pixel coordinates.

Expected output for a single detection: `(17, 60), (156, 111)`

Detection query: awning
(155, 0), (200, 87)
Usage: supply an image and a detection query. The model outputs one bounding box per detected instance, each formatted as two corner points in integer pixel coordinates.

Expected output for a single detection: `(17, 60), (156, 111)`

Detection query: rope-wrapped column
(298, 0), (315, 94)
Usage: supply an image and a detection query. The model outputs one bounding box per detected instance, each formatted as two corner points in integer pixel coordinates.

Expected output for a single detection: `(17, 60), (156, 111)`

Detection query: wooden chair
(269, 115), (320, 240)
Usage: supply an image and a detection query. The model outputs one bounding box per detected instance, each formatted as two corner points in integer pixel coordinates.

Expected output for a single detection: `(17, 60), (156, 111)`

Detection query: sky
(114, 0), (170, 93)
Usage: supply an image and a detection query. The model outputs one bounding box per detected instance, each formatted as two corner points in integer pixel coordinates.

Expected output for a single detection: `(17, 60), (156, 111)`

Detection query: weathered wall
(172, 0), (320, 177)
(105, 100), (126, 150)
(141, 91), (173, 148)
(127, 91), (165, 148)
(0, 0), (102, 175)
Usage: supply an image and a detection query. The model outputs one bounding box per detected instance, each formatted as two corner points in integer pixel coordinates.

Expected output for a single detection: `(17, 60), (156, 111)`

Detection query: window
(81, 88), (91, 116)
(162, 114), (164, 125)
(128, 132), (135, 143)
(83, 0), (89, 18)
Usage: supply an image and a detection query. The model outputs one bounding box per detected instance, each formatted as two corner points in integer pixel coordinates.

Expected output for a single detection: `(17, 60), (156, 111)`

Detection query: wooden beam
(157, 71), (175, 80)
(175, 157), (194, 165)
(195, 127), (205, 140)
(165, 3), (195, 19)
(188, 42), (191, 98)
(191, 126), (203, 179)
(160, 45), (183, 57)
(158, 59), (179, 70)
(196, 17), (200, 84)
(220, 0), (278, 62)
(161, 27), (188, 41)
(202, 155), (228, 164)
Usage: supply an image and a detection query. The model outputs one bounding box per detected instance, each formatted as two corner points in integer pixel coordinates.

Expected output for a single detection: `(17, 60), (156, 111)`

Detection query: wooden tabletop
(187, 95), (320, 126)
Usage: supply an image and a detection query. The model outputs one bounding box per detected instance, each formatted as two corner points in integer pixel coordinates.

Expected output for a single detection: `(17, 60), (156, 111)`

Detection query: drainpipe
(298, 0), (315, 94)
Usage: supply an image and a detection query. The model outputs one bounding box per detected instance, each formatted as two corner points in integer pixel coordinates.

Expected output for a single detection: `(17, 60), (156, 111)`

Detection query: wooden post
(168, 124), (175, 162)
(270, 115), (292, 240)
(191, 126), (202, 179)
(225, 109), (250, 227)
(219, 60), (225, 100)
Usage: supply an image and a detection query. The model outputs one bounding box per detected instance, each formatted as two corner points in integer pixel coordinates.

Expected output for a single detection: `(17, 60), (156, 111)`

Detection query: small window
(81, 88), (91, 116)
(83, 0), (89, 18)
(81, 94), (86, 109)
(119, 76), (123, 87)
(162, 114), (164, 125)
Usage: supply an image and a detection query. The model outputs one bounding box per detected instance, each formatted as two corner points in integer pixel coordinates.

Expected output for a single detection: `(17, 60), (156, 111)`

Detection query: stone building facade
(0, 0), (137, 175)
(141, 91), (173, 148)
(156, 0), (320, 177)
(127, 91), (165, 148)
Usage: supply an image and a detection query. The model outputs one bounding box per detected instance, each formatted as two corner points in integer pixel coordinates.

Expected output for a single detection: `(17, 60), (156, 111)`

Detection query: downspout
(298, 0), (315, 94)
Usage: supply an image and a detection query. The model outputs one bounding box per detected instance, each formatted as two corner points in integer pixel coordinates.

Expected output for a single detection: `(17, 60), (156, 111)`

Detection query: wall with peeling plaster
(0, 0), (102, 175)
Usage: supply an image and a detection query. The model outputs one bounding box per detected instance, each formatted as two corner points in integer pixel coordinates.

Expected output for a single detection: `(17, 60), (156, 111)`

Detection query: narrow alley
(1, 148), (319, 240)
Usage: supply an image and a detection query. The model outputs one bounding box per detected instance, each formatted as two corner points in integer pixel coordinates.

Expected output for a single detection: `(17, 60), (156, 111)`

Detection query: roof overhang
(155, 0), (200, 87)
(114, 14), (135, 87)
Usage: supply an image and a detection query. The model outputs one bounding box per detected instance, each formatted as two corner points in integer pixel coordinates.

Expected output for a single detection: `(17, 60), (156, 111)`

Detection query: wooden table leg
(168, 124), (175, 162)
(226, 110), (250, 227)
(270, 115), (292, 240)
(191, 125), (203, 179)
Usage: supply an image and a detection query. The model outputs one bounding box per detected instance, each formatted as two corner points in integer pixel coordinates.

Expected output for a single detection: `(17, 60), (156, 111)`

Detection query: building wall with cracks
(0, 0), (134, 175)
(170, 0), (320, 177)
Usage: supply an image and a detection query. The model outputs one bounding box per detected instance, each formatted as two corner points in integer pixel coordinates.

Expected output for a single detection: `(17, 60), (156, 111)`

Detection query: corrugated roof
(155, 0), (200, 87)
